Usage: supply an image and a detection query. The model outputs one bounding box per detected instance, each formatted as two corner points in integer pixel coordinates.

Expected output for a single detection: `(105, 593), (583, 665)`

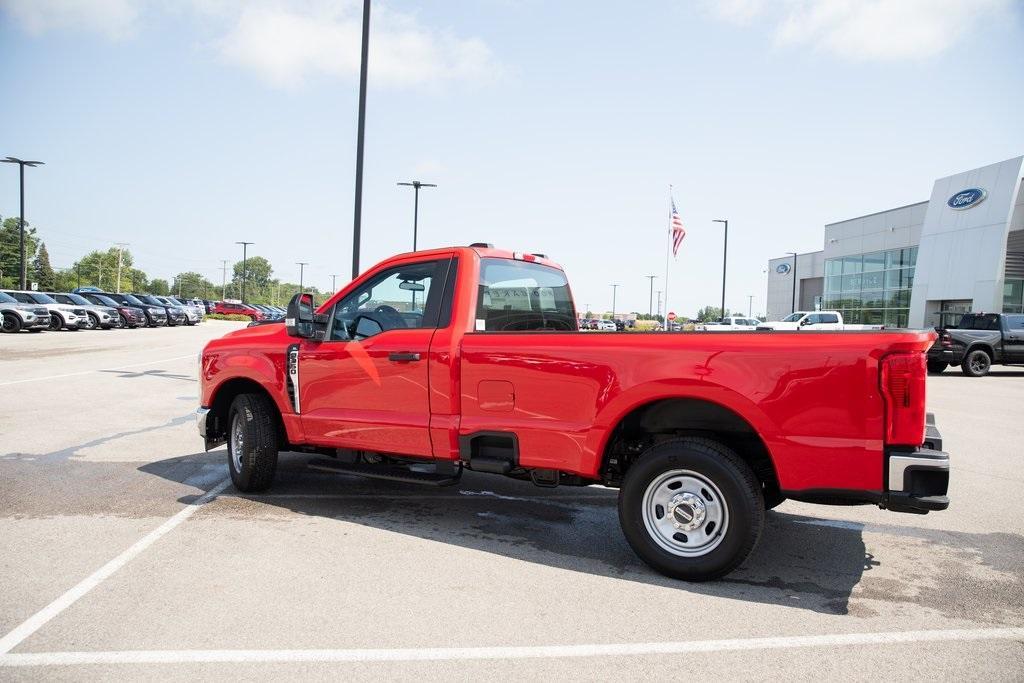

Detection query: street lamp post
(656, 290), (662, 318)
(786, 252), (798, 314)
(297, 262), (308, 292)
(748, 294), (754, 318)
(397, 181), (437, 251)
(610, 284), (619, 319)
(236, 241), (254, 303)
(1, 156), (45, 290)
(351, 0), (371, 279)
(713, 219), (728, 320)
(645, 275), (657, 317)
(330, 274), (340, 292)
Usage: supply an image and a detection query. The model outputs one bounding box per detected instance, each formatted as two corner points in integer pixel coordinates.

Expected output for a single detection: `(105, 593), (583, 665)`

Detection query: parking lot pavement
(1, 327), (1022, 680)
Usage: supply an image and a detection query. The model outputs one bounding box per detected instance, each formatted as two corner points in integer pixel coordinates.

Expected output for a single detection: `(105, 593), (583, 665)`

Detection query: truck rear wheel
(618, 437), (764, 581)
(961, 349), (991, 377)
(226, 393), (279, 492)
(2, 315), (22, 333)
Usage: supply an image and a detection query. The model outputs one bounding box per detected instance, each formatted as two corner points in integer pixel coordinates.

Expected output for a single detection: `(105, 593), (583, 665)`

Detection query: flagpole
(664, 184), (672, 330)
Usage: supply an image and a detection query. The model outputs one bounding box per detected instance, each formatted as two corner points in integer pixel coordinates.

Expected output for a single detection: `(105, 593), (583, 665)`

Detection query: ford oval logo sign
(947, 188), (987, 210)
(776, 263), (791, 274)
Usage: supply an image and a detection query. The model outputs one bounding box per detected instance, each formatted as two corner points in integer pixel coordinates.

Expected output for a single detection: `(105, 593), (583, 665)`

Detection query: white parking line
(0, 355), (195, 386)
(0, 478), (231, 655)
(1, 627), (1022, 666)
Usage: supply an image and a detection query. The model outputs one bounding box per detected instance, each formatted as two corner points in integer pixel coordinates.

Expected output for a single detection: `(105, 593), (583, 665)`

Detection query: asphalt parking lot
(1, 323), (1022, 680)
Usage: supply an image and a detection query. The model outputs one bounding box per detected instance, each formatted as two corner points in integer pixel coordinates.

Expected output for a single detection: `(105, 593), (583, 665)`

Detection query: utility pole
(221, 260), (229, 300)
(397, 181), (437, 251)
(645, 275), (657, 316)
(297, 262), (308, 292)
(610, 284), (619, 319)
(236, 241), (254, 303)
(656, 290), (662, 318)
(114, 242), (129, 293)
(1, 157), (45, 290)
(351, 0), (371, 279)
(748, 294), (754, 318)
(713, 219), (728, 320)
(330, 274), (340, 291)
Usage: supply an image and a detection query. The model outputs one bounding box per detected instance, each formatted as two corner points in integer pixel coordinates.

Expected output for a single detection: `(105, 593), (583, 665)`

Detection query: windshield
(0, 292), (16, 303)
(91, 294), (120, 307)
(28, 292), (58, 304)
(122, 294), (147, 306)
(781, 312), (805, 322)
(63, 293), (92, 305)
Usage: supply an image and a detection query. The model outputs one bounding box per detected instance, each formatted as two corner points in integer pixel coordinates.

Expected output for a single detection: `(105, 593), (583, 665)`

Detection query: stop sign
(667, 312), (677, 321)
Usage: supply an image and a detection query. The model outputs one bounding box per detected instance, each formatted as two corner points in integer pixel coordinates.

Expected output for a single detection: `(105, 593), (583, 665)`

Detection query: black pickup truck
(928, 312), (1024, 377)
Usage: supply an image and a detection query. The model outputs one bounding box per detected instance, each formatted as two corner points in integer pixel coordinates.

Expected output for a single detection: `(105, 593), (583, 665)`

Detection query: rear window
(476, 258), (576, 331)
(959, 314), (1000, 330)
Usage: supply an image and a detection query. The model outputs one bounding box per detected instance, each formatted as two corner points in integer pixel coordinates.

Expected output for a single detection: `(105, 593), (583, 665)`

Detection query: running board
(307, 458), (462, 487)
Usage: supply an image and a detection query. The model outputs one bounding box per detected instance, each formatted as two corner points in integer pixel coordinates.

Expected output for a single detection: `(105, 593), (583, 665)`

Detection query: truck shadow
(141, 451), (874, 615)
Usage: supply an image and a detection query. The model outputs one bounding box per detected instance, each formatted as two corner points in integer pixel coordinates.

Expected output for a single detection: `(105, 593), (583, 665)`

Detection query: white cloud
(706, 0), (1014, 61)
(217, 3), (498, 88)
(0, 0), (140, 40)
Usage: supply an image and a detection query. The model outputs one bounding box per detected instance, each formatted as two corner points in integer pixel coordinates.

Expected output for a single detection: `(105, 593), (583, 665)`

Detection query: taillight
(880, 353), (927, 446)
(940, 332), (952, 347)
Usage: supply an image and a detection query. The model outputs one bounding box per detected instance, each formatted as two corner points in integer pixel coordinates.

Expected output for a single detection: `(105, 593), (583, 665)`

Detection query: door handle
(388, 352), (421, 362)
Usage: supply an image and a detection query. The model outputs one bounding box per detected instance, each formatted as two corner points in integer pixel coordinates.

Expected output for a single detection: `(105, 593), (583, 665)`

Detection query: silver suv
(49, 292), (119, 330)
(1, 290), (85, 330)
(0, 291), (50, 333)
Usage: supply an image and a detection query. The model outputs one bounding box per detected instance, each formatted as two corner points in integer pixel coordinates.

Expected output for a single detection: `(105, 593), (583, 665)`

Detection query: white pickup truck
(698, 316), (760, 331)
(756, 310), (884, 331)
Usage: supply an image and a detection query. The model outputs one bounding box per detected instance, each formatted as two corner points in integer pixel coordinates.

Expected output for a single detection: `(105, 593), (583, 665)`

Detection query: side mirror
(286, 293), (316, 339)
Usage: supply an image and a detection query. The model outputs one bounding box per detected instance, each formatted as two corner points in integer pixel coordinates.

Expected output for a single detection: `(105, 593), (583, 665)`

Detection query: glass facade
(1005, 279), (1024, 314)
(824, 247), (917, 327)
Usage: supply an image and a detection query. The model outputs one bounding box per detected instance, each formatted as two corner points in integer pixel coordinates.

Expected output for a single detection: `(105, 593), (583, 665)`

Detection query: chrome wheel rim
(642, 469), (728, 557)
(85, 316), (96, 329)
(230, 412), (245, 472)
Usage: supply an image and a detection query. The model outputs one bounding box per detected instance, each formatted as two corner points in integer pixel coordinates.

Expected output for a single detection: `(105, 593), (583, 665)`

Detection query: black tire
(927, 360), (948, 374)
(226, 393), (280, 492)
(618, 437), (764, 581)
(48, 314), (63, 331)
(2, 314), (22, 333)
(84, 313), (99, 330)
(961, 349), (991, 377)
(115, 314), (127, 329)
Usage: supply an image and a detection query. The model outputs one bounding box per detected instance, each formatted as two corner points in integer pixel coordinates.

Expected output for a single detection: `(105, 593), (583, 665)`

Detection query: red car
(211, 300), (264, 321)
(197, 245), (949, 581)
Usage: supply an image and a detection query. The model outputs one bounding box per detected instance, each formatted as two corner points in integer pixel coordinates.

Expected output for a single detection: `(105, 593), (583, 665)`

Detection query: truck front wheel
(618, 437), (764, 581)
(226, 393), (279, 492)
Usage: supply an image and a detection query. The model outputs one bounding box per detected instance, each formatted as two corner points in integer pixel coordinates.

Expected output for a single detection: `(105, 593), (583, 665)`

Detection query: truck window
(328, 258), (452, 341)
(476, 258), (576, 332)
(820, 313), (839, 324)
(1006, 315), (1024, 329)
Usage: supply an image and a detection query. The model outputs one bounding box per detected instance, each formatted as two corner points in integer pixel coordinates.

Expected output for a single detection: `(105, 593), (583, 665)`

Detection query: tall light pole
(297, 262), (308, 292)
(351, 0), (371, 279)
(397, 180), (437, 251)
(114, 242), (129, 293)
(656, 290), (663, 318)
(236, 241), (253, 303)
(610, 284), (619, 319)
(221, 260), (229, 299)
(645, 275), (657, 316)
(786, 252), (798, 314)
(747, 294), (754, 317)
(1, 157), (45, 290)
(330, 274), (340, 292)
(713, 219), (728, 320)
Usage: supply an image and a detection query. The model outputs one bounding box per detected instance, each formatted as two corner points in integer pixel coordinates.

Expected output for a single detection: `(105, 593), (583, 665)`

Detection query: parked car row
(210, 299), (286, 322)
(580, 318), (625, 331)
(0, 287), (209, 333)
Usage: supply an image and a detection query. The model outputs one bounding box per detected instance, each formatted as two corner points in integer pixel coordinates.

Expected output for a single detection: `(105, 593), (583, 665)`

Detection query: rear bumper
(882, 414), (950, 514)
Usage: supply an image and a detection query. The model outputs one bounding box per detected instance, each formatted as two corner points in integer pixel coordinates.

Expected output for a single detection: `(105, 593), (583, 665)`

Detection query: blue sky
(1, 0), (1022, 316)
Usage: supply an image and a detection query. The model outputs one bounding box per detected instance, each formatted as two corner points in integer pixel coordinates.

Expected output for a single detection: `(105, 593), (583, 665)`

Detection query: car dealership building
(766, 156), (1024, 328)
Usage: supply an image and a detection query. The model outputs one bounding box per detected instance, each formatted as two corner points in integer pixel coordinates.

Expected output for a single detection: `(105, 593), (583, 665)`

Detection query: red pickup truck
(197, 245), (949, 580)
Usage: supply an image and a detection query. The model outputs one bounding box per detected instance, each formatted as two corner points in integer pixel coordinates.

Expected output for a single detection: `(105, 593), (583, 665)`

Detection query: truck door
(296, 257), (455, 458)
(1004, 315), (1024, 363)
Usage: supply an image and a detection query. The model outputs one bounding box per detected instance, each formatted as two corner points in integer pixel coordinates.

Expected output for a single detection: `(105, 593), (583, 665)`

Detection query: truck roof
(376, 245), (565, 272)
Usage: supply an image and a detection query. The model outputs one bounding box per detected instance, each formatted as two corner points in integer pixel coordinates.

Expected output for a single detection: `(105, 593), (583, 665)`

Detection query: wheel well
(966, 344), (994, 358)
(207, 378), (286, 448)
(601, 398), (780, 499)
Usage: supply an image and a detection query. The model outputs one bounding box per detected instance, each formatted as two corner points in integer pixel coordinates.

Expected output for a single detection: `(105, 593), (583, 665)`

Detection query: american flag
(670, 197), (686, 257)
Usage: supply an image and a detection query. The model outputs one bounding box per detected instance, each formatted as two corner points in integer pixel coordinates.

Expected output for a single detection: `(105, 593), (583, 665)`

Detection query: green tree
(32, 242), (56, 291)
(172, 271), (215, 299)
(695, 306), (730, 322)
(0, 216), (40, 288)
(232, 256), (273, 298)
(68, 247), (142, 293)
(150, 278), (170, 295)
